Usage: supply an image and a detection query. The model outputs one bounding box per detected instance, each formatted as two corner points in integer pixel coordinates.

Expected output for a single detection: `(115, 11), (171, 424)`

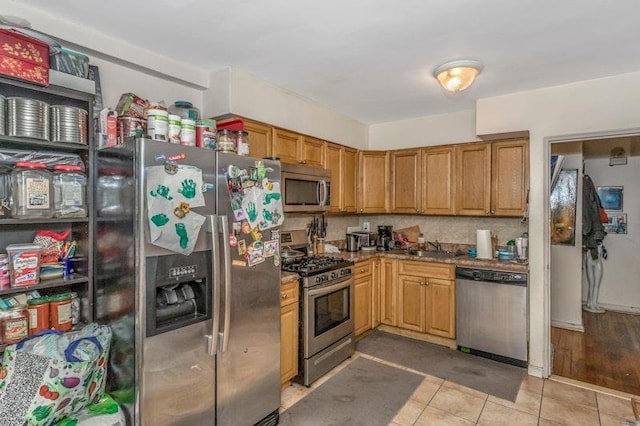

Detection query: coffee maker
(376, 225), (393, 251)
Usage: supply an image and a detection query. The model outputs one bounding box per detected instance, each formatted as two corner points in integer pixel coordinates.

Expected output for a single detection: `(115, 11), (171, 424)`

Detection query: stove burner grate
(281, 256), (352, 276)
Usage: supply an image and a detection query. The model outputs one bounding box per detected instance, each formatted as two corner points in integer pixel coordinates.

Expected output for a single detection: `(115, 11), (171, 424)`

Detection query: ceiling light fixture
(433, 60), (483, 92)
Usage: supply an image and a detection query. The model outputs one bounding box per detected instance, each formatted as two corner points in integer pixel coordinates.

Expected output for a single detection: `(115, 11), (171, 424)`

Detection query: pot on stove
(280, 247), (305, 265)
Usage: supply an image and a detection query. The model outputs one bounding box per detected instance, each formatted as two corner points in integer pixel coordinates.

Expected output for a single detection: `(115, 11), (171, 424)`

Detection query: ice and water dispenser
(145, 251), (212, 336)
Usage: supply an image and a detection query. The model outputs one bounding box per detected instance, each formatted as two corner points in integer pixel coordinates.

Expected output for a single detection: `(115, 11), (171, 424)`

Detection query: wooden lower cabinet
(395, 260), (456, 339)
(354, 260), (373, 337)
(280, 279), (299, 385)
(379, 258), (398, 326)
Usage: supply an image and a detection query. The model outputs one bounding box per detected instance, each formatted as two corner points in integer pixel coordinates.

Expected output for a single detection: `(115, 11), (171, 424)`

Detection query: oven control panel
(313, 267), (352, 285)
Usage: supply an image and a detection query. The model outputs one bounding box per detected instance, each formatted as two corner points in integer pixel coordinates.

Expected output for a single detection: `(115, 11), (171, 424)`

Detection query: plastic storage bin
(11, 161), (53, 219)
(53, 164), (87, 218)
(6, 243), (42, 287)
(49, 47), (90, 79)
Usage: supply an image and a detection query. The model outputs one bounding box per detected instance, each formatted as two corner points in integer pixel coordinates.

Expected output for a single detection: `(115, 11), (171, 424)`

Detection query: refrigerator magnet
(263, 239), (278, 257)
(232, 221), (242, 236)
(250, 227), (262, 241)
(270, 229), (280, 240)
(237, 239), (247, 256)
(241, 220), (252, 234)
(229, 234), (238, 247)
(232, 259), (247, 267)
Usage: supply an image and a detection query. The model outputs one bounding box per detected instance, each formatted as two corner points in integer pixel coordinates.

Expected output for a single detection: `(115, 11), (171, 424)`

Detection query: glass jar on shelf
(53, 164), (87, 218)
(11, 161), (53, 219)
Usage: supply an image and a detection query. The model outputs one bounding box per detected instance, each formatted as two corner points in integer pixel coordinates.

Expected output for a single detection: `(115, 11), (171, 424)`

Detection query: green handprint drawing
(178, 179), (197, 199)
(263, 193), (281, 204)
(175, 223), (189, 249)
(151, 213), (170, 227)
(263, 209), (273, 222)
(150, 184), (172, 200)
(246, 201), (258, 222)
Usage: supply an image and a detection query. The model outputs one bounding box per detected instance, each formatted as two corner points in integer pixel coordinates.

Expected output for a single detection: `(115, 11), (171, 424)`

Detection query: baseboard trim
(597, 303), (640, 314)
(377, 325), (457, 349)
(528, 364), (545, 378)
(551, 320), (584, 332)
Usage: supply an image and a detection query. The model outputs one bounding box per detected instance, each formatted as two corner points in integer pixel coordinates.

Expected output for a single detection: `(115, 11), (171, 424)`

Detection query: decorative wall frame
(597, 186), (623, 211)
(604, 212), (627, 234)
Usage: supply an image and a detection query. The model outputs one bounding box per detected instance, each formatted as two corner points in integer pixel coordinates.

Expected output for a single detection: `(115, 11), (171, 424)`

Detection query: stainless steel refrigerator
(96, 138), (282, 425)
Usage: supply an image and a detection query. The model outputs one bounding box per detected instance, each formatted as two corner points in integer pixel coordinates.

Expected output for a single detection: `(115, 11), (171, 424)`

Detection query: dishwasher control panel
(456, 267), (527, 285)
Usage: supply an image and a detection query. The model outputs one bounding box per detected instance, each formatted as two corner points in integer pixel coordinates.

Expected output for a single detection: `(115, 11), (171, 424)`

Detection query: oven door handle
(307, 278), (352, 297)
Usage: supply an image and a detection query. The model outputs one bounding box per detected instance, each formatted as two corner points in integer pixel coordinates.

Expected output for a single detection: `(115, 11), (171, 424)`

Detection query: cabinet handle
(281, 293), (287, 299)
(298, 160), (306, 164)
(360, 269), (365, 273)
(490, 210), (495, 215)
(425, 280), (429, 286)
(420, 281), (425, 286)
(485, 210), (490, 215)
(416, 209), (420, 213)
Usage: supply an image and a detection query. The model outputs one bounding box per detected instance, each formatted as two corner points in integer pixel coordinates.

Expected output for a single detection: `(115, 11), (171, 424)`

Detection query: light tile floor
(281, 352), (639, 425)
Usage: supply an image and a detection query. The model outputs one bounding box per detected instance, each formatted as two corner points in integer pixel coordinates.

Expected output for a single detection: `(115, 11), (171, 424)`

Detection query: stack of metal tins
(50, 105), (88, 144)
(0, 95), (5, 135)
(6, 97), (49, 140)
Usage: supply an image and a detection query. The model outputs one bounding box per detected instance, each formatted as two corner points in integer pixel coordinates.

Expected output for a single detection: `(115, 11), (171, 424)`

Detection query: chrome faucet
(427, 240), (442, 252)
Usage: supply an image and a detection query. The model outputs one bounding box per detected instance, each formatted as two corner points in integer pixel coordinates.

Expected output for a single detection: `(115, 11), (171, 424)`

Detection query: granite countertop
(332, 249), (529, 273)
(279, 248), (528, 282)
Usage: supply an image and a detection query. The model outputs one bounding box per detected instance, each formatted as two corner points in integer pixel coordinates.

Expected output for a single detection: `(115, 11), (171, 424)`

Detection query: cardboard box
(115, 92), (149, 119)
(0, 29), (49, 85)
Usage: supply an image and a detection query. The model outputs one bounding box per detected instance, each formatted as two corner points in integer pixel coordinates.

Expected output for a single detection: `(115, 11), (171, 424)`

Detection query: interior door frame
(543, 127), (640, 378)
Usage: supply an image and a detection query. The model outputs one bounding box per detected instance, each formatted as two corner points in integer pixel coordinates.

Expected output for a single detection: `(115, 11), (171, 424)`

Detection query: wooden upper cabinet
(301, 135), (326, 168)
(456, 142), (492, 216)
(491, 139), (528, 216)
(390, 149), (421, 214)
(243, 119), (272, 159)
(272, 128), (301, 165)
(342, 148), (357, 213)
(324, 143), (357, 213)
(422, 146), (455, 215)
(456, 139), (529, 217)
(357, 151), (389, 213)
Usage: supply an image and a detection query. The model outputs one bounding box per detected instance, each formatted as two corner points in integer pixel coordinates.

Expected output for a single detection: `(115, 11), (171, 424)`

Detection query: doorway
(548, 134), (640, 396)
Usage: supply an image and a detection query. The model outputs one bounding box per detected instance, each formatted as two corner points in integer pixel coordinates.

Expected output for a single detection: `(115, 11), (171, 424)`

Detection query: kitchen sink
(406, 249), (461, 258)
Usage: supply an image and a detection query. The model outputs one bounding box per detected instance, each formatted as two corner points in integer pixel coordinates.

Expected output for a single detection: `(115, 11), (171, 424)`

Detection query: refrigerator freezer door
(216, 153), (281, 425)
(141, 321), (215, 425)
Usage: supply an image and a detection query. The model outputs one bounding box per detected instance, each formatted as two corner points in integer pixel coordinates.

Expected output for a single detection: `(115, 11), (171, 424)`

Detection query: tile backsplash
(282, 213), (528, 246)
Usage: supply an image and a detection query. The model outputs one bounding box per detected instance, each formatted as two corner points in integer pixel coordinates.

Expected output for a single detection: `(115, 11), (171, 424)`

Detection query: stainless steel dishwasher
(456, 267), (528, 367)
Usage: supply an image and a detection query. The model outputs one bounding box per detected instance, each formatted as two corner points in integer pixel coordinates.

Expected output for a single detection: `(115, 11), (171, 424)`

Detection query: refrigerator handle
(207, 214), (220, 356)
(219, 215), (232, 353)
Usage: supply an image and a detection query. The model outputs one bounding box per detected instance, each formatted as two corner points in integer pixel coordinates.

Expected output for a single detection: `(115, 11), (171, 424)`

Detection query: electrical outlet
(362, 222), (370, 232)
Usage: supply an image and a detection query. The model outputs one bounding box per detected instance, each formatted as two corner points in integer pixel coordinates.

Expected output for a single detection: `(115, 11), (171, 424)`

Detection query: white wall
(584, 156), (640, 313)
(549, 153), (584, 331)
(204, 68), (370, 149)
(476, 70), (640, 377)
(369, 110), (479, 149)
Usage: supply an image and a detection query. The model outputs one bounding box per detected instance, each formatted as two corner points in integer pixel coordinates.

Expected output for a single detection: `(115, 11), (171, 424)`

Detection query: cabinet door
(357, 151), (388, 213)
(426, 278), (455, 338)
(280, 301), (299, 384)
(456, 143), (491, 216)
(272, 128), (301, 165)
(398, 275), (426, 332)
(354, 261), (373, 337)
(342, 148), (357, 213)
(301, 135), (325, 168)
(243, 119), (272, 159)
(390, 149), (421, 214)
(324, 143), (342, 213)
(491, 139), (529, 217)
(379, 258), (397, 326)
(422, 146), (455, 215)
(372, 258), (381, 328)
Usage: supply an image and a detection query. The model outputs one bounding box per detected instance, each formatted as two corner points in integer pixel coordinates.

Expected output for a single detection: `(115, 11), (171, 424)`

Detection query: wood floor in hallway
(551, 310), (640, 396)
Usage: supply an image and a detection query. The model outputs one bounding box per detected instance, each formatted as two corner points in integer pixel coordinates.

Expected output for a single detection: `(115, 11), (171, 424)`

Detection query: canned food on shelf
(2, 305), (29, 344)
(27, 297), (50, 335)
(49, 292), (72, 331)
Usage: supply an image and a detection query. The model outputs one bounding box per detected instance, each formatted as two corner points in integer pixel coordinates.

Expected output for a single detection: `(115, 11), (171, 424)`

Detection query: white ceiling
(21, 0), (640, 124)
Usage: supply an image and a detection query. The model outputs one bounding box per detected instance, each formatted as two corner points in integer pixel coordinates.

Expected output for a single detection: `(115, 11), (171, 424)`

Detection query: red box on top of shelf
(0, 29), (50, 86)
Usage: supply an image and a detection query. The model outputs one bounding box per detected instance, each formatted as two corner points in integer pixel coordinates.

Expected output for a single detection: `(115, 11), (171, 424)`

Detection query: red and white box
(0, 29), (50, 86)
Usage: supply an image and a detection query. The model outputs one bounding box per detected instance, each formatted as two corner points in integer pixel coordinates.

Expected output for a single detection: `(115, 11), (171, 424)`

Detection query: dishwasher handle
(456, 267), (527, 285)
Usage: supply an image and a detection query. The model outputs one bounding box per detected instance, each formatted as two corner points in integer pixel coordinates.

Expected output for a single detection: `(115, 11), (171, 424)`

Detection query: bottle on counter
(417, 233), (426, 251)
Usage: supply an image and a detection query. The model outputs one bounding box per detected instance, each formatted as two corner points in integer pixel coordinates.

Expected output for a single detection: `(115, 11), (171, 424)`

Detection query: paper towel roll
(476, 230), (493, 259)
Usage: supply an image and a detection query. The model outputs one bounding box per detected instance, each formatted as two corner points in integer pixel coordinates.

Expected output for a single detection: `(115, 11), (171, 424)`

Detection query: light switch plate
(362, 222), (370, 232)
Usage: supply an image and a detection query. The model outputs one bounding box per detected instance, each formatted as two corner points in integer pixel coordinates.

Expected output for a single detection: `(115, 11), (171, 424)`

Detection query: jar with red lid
(52, 164), (87, 218)
(2, 305), (29, 344)
(49, 292), (72, 331)
(27, 297), (50, 335)
(11, 161), (53, 218)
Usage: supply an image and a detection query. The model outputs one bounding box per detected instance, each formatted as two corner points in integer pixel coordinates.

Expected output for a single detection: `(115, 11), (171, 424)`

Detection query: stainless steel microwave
(281, 163), (331, 212)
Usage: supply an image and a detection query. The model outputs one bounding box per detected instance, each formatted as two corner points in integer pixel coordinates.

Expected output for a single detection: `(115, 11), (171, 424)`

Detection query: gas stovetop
(281, 256), (353, 277)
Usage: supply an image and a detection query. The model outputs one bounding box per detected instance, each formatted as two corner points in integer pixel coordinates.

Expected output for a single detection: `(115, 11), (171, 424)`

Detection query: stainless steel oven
(304, 274), (353, 361)
(280, 233), (355, 387)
